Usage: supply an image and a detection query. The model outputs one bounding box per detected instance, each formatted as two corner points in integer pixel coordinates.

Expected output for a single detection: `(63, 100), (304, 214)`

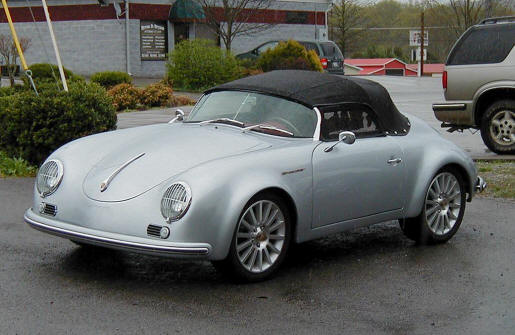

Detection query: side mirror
(324, 131), (356, 152)
(339, 131), (356, 144)
(169, 109), (184, 123)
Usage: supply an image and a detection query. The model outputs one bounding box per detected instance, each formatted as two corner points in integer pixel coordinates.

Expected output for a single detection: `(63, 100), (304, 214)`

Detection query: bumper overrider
(24, 208), (212, 258)
(475, 176), (487, 193)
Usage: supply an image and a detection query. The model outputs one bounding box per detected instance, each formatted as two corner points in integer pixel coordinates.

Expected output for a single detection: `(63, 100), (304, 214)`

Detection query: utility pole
(420, 11), (424, 78)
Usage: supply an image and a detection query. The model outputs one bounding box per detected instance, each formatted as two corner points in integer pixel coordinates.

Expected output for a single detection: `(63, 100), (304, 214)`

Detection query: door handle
(387, 158), (402, 165)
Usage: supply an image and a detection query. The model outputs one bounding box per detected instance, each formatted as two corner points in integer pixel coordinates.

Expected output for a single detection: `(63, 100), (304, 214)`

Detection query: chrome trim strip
(313, 107), (322, 141)
(100, 152), (145, 192)
(432, 103), (467, 111)
(24, 213), (210, 256)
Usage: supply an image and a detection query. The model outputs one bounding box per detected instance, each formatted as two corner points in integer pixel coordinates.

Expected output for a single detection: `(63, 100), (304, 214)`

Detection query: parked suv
(432, 16), (515, 154)
(236, 40), (345, 75)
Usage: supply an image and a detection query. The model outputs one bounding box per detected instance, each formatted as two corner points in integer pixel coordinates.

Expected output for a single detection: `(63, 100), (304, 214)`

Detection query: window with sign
(140, 21), (168, 61)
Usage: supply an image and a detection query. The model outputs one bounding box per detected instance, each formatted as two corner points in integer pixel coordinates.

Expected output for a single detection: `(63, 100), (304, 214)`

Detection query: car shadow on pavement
(55, 220), (462, 288)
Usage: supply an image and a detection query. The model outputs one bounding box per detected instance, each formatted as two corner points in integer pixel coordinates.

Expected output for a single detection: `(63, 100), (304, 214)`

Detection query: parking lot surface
(1, 178), (513, 334)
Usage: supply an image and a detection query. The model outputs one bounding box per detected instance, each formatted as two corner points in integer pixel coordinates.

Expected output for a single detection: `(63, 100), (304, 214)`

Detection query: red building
(345, 58), (418, 76)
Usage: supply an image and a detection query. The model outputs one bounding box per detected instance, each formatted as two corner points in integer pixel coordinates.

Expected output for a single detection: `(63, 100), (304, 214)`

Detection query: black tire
(212, 192), (292, 282)
(399, 167), (466, 244)
(480, 99), (515, 155)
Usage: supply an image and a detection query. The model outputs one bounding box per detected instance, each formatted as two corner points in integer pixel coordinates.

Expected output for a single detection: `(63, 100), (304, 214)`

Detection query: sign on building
(409, 30), (428, 47)
(141, 21), (168, 61)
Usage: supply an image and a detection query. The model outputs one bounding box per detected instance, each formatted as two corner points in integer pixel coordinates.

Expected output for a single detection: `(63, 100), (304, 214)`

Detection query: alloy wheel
(424, 172), (462, 236)
(235, 200), (286, 273)
(489, 110), (515, 146)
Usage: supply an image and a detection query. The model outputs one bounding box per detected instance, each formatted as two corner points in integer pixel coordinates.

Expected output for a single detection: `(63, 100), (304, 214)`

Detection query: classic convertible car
(25, 70), (486, 281)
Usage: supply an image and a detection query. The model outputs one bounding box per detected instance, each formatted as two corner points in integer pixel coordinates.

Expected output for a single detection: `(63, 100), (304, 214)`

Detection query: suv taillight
(442, 71), (447, 90)
(320, 58), (328, 69)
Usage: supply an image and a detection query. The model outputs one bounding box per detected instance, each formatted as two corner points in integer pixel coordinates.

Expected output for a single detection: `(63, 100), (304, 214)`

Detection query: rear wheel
(212, 192), (291, 282)
(400, 167), (466, 244)
(480, 100), (515, 155)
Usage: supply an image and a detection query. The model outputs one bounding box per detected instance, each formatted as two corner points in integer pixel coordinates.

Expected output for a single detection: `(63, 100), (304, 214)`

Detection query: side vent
(147, 224), (163, 238)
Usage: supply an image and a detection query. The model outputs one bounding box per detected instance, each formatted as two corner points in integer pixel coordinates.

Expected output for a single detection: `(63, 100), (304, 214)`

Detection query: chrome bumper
(24, 209), (211, 258)
(475, 176), (487, 193)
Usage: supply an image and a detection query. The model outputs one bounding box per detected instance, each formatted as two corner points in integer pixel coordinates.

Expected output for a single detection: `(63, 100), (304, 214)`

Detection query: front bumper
(475, 176), (487, 193)
(24, 208), (212, 258)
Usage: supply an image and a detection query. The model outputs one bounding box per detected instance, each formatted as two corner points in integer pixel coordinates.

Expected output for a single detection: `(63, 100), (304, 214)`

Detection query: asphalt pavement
(0, 178), (513, 334)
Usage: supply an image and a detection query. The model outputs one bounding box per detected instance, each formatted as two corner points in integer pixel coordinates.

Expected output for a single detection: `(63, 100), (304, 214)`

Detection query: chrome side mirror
(324, 131), (356, 152)
(169, 109), (185, 123)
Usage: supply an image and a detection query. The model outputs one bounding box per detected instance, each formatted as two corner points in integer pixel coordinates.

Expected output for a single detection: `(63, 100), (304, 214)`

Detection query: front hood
(82, 124), (270, 202)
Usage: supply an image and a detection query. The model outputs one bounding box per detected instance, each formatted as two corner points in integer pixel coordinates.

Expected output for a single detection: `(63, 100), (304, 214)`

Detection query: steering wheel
(268, 117), (301, 135)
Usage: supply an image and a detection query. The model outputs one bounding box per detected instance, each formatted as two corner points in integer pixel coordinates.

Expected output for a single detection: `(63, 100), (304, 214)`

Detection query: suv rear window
(320, 42), (344, 59)
(447, 24), (515, 65)
(299, 42), (320, 55)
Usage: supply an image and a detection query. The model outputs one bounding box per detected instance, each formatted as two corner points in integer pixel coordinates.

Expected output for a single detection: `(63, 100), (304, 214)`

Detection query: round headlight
(36, 159), (64, 197)
(161, 182), (192, 222)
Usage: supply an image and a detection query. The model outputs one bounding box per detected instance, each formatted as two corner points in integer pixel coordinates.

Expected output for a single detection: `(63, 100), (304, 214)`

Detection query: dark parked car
(236, 40), (345, 75)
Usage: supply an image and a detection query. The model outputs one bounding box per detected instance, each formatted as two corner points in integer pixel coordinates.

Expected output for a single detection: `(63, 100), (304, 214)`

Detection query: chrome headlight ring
(36, 159), (64, 198)
(161, 182), (192, 223)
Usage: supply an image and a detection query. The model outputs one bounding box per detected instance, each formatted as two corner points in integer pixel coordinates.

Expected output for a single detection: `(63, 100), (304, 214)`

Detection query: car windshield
(186, 91), (318, 138)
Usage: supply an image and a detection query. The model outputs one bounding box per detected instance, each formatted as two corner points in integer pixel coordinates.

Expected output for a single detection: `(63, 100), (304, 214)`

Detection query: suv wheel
(480, 99), (515, 155)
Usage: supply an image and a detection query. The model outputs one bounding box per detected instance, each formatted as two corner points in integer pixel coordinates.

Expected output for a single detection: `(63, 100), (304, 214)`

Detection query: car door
(312, 103), (405, 228)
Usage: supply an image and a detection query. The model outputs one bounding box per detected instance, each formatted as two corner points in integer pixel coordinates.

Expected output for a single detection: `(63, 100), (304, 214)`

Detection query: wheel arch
(474, 87), (515, 125)
(404, 155), (475, 219)
(252, 187), (299, 243)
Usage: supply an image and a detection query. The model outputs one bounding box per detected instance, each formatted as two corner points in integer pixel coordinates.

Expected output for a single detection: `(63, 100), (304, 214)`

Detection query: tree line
(329, 0), (514, 63)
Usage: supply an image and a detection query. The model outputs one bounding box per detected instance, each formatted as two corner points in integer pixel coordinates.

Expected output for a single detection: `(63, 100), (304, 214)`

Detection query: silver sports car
(25, 70), (486, 281)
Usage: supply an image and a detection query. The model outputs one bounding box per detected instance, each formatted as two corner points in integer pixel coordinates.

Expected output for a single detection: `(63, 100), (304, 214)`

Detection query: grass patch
(475, 160), (515, 199)
(0, 151), (37, 177)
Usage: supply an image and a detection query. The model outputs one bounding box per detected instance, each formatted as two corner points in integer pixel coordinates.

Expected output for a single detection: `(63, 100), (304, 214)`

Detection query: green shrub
(91, 71), (132, 89)
(166, 39), (239, 91)
(23, 63), (84, 87)
(0, 151), (36, 177)
(107, 83), (143, 111)
(0, 85), (25, 97)
(0, 81), (116, 166)
(257, 40), (323, 72)
(141, 82), (174, 107)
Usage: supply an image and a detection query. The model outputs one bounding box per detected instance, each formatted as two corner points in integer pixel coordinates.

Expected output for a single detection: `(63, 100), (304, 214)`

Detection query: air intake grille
(42, 203), (57, 216)
(147, 224), (163, 238)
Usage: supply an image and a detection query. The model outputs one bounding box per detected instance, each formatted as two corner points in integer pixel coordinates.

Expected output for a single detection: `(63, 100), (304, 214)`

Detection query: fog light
(160, 226), (170, 239)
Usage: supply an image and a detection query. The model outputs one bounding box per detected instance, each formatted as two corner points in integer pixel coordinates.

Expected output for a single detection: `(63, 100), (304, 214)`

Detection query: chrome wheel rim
(236, 200), (286, 273)
(489, 110), (515, 146)
(425, 172), (462, 236)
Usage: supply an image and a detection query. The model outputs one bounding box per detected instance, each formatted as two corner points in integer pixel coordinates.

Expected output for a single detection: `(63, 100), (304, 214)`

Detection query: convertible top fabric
(207, 70), (411, 135)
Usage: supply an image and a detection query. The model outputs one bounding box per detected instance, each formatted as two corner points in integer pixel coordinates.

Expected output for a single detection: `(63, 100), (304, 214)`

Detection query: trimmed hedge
(23, 63), (84, 87)
(166, 39), (239, 91)
(141, 82), (174, 107)
(107, 83), (143, 111)
(0, 81), (116, 166)
(257, 40), (323, 72)
(91, 71), (132, 89)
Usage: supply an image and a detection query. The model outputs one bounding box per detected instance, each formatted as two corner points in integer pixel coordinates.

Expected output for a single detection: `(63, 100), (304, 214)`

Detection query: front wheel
(212, 193), (291, 282)
(400, 167), (466, 244)
(480, 100), (515, 155)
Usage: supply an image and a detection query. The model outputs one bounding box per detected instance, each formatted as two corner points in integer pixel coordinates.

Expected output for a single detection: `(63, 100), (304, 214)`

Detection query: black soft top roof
(207, 70), (410, 135)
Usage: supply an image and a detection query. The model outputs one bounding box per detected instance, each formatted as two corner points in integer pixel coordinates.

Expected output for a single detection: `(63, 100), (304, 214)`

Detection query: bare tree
(0, 35), (30, 87)
(330, 0), (369, 57)
(426, 0), (513, 37)
(193, 0), (274, 51)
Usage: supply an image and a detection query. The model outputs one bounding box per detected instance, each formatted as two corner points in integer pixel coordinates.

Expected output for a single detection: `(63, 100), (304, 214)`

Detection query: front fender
(173, 142), (315, 260)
